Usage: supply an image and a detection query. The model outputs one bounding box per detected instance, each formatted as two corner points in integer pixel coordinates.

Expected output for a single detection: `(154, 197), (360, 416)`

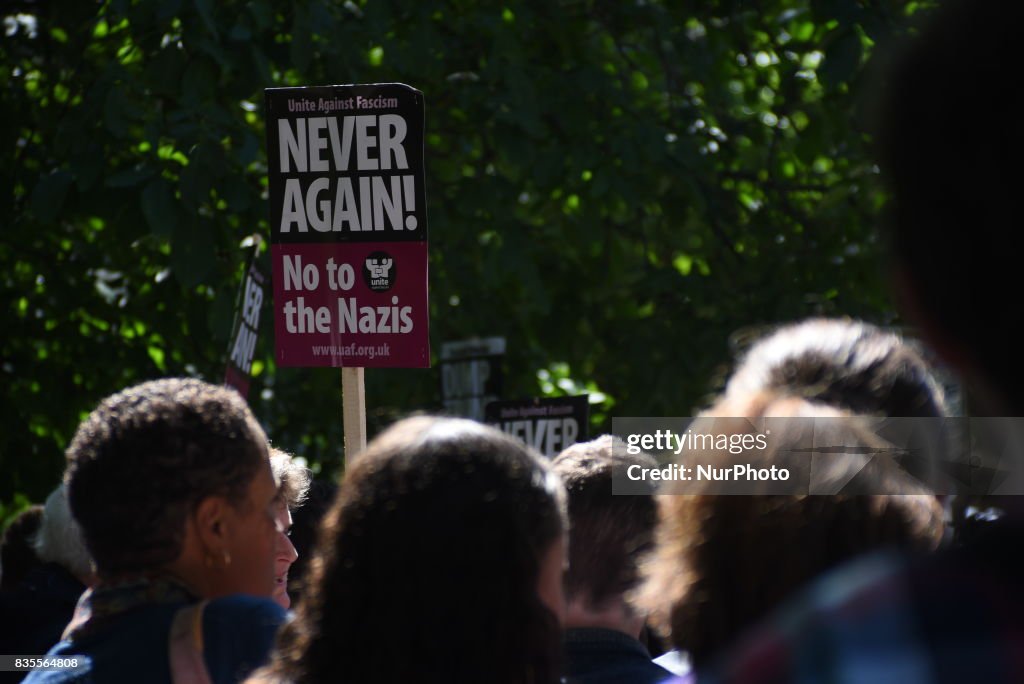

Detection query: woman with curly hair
(633, 392), (944, 673)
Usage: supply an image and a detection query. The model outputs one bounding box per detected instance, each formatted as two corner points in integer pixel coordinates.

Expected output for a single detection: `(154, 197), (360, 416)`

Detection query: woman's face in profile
(271, 499), (298, 609)
(216, 459), (280, 598)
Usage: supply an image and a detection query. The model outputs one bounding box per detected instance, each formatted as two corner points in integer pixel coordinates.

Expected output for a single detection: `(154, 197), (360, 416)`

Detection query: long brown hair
(259, 416), (566, 683)
(633, 394), (944, 668)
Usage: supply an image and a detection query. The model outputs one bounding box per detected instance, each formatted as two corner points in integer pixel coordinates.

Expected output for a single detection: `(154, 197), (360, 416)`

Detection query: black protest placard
(486, 395), (590, 458)
(265, 83), (429, 368)
(224, 244), (266, 398)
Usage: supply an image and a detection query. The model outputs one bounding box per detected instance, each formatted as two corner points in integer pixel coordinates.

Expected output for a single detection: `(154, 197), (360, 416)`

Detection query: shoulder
(23, 604), (182, 684)
(706, 543), (1024, 683)
(203, 594), (287, 629)
(202, 595), (287, 683)
(702, 551), (914, 683)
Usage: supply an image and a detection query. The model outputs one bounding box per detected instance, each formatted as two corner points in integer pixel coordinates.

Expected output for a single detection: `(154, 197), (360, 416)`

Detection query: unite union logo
(362, 251), (396, 292)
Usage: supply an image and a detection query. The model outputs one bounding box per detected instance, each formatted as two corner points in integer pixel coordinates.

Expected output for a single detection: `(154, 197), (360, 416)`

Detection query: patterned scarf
(63, 574), (199, 643)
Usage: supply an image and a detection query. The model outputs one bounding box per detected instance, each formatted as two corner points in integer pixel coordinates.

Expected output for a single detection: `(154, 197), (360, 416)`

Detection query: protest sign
(265, 83), (429, 368)
(224, 240), (266, 398)
(486, 395), (590, 457)
(440, 337), (505, 421)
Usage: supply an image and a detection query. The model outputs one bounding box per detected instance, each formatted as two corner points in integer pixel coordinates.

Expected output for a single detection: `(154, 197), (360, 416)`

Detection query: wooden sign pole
(342, 367), (367, 464)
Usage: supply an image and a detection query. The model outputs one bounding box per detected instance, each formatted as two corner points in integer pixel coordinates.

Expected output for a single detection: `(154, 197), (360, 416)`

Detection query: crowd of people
(3, 1), (1022, 682)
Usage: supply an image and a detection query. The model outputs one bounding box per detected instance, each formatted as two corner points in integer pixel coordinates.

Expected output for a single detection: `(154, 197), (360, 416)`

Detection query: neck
(565, 596), (644, 639)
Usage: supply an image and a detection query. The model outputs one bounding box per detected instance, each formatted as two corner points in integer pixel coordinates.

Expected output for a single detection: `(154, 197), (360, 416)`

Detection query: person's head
(874, 1), (1022, 415)
(551, 435), (658, 638)
(269, 448), (311, 610)
(726, 318), (947, 419)
(282, 478), (337, 604)
(0, 505), (44, 590)
(262, 416), (567, 684)
(633, 393), (944, 668)
(726, 318), (950, 490)
(65, 378), (278, 599)
(34, 484), (95, 585)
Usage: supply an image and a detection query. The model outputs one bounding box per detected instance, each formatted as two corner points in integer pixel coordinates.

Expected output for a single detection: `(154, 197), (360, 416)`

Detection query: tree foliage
(1, 0), (935, 510)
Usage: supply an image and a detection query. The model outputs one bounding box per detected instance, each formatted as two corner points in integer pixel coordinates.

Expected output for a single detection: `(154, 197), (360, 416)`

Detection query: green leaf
(248, 0), (272, 31)
(171, 218), (217, 289)
(290, 8), (314, 73)
(156, 0), (182, 21)
(193, 0), (219, 38)
(220, 175), (252, 212)
(673, 253), (694, 276)
(106, 165), (157, 188)
(141, 178), (178, 238)
(147, 345), (167, 371)
(181, 59), (217, 104)
(178, 162), (211, 209)
(818, 29), (863, 89)
(31, 170), (74, 224)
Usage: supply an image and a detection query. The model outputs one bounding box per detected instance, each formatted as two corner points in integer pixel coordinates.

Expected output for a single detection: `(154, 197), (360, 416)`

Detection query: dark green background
(1, 0), (938, 521)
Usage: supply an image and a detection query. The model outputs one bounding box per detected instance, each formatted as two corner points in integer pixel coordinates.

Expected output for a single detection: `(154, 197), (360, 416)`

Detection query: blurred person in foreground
(725, 317), (951, 494)
(250, 416), (567, 684)
(551, 436), (671, 684)
(26, 378), (286, 684)
(699, 5), (1024, 678)
(268, 449), (311, 611)
(633, 392), (943, 683)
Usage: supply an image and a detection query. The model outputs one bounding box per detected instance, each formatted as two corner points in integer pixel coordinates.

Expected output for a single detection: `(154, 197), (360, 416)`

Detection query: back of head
(876, 1), (1023, 413)
(726, 318), (947, 418)
(0, 505), (44, 590)
(634, 393), (944, 667)
(267, 416), (566, 684)
(34, 485), (93, 583)
(269, 450), (312, 510)
(552, 436), (658, 612)
(65, 378), (269, 578)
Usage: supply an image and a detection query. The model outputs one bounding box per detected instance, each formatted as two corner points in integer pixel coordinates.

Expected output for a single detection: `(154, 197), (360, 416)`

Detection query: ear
(194, 495), (231, 555)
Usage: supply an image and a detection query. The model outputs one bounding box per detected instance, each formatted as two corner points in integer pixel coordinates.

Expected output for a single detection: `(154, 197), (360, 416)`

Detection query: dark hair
(633, 394), (944, 668)
(875, 2), (1022, 412)
(0, 505), (44, 590)
(65, 378), (269, 577)
(726, 318), (947, 418)
(262, 416), (566, 684)
(551, 435), (658, 609)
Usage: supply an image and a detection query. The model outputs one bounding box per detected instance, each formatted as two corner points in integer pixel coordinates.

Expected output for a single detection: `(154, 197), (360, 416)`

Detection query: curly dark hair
(65, 378), (269, 577)
(260, 416), (567, 684)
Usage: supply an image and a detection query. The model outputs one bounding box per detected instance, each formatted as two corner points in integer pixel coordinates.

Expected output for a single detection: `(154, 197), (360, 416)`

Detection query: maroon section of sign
(272, 242), (429, 367)
(224, 365), (251, 398)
